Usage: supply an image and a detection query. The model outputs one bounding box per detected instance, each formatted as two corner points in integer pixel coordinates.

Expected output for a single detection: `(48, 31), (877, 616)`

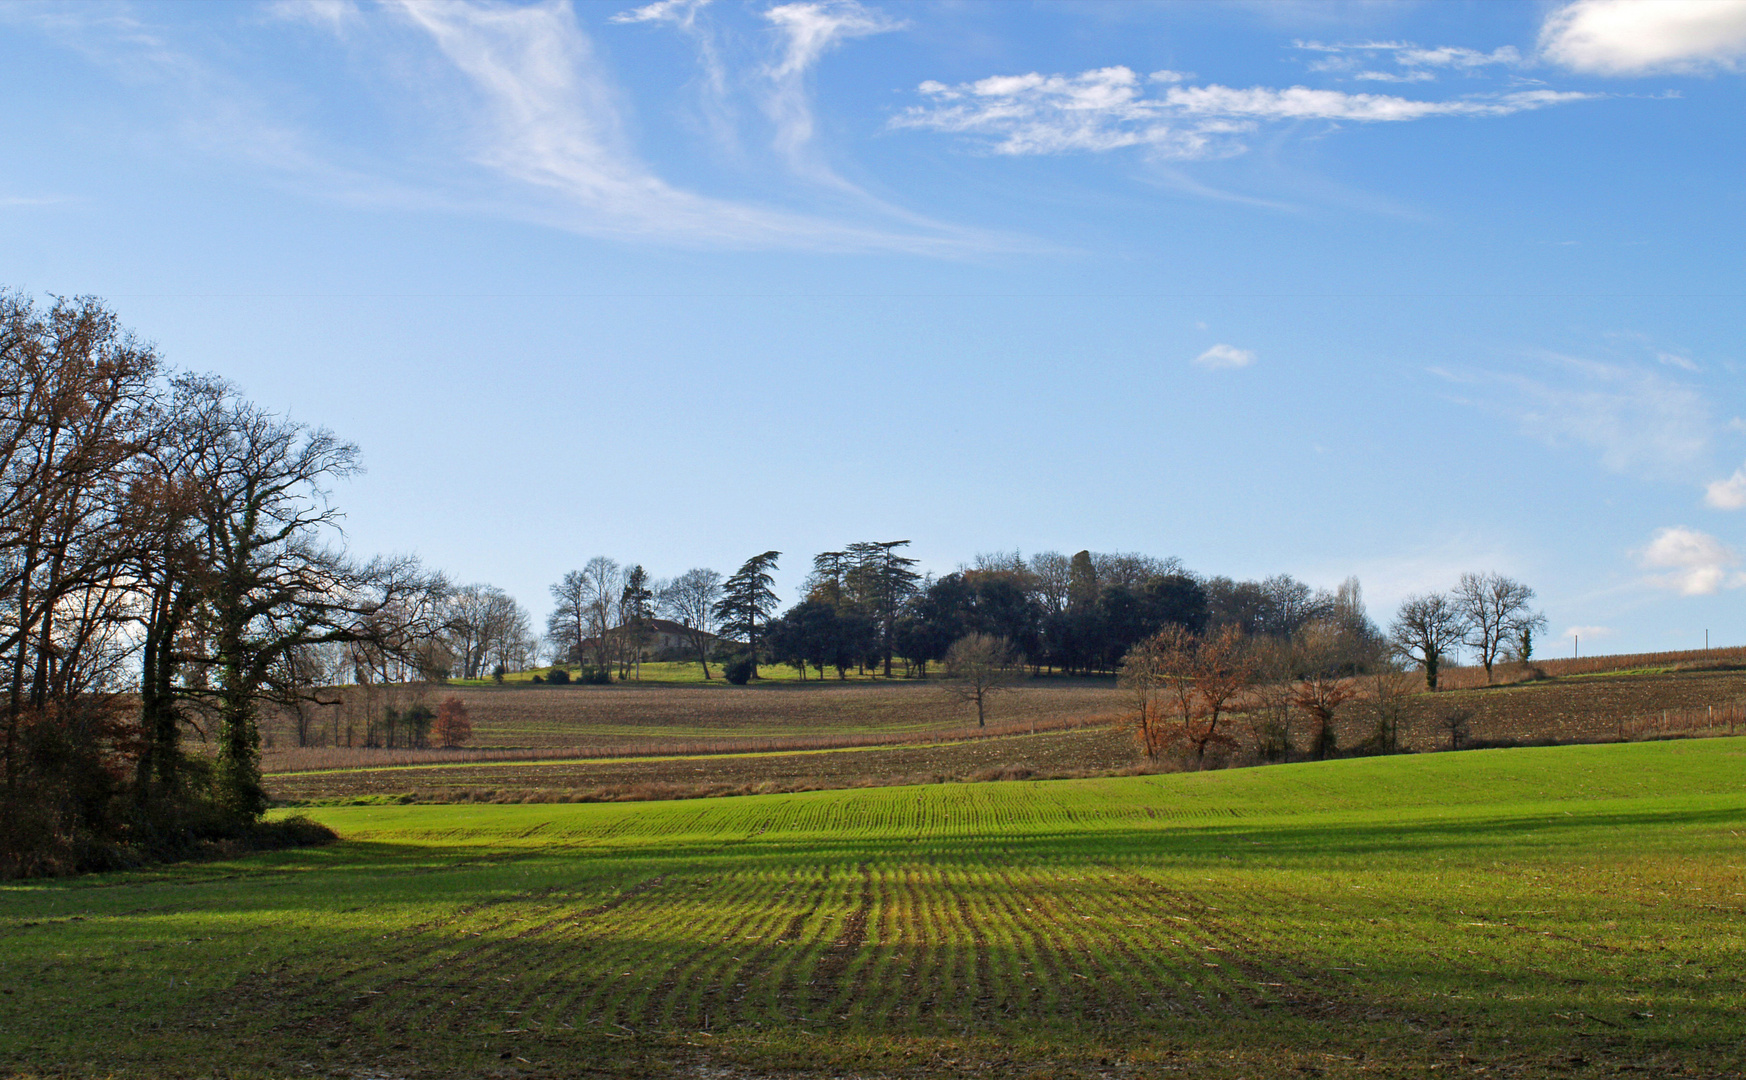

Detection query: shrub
(434, 697), (472, 748)
(577, 665), (611, 685)
(547, 666), (570, 685)
(724, 657), (755, 685)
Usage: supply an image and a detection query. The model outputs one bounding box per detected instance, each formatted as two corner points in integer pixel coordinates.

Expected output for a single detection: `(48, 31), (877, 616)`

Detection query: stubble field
(5, 738), (1744, 1080)
(261, 665), (1746, 805)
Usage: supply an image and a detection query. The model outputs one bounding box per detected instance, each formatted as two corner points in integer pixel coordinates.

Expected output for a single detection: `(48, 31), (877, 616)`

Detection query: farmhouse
(575, 618), (718, 661)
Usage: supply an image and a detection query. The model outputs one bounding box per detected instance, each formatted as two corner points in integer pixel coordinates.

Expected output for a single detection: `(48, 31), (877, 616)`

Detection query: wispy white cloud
(385, 0), (989, 252)
(1441, 355), (1711, 482)
(1193, 343), (1256, 369)
(1329, 535), (1518, 619)
(1657, 350), (1700, 372)
(1705, 465), (1746, 510)
(1639, 526), (1744, 595)
(762, 1), (903, 180)
(1398, 45), (1523, 69)
(1563, 624), (1614, 641)
(266, 0), (361, 33)
(1353, 69), (1435, 84)
(609, 0), (931, 225)
(893, 66), (1592, 157)
(20, 0), (990, 254)
(610, 0), (711, 27)
(1298, 39), (1523, 80)
(1541, 0), (1746, 75)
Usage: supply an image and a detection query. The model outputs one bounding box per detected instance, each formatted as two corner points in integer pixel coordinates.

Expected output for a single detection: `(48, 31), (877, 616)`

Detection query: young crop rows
(4, 740), (1744, 1078)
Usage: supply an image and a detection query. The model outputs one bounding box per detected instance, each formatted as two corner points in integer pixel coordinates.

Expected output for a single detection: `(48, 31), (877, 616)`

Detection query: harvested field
(1431, 645), (1746, 690)
(262, 666), (1746, 804)
(8, 740), (1745, 1079)
(1411, 666), (1746, 745)
(262, 677), (1127, 764)
(268, 727), (1139, 803)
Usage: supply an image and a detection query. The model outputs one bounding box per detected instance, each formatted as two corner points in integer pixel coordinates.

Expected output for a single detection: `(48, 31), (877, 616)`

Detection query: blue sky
(4, 0), (1745, 655)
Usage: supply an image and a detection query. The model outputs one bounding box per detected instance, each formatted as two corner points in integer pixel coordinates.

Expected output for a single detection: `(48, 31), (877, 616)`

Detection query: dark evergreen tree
(845, 541), (920, 677)
(713, 551), (781, 677)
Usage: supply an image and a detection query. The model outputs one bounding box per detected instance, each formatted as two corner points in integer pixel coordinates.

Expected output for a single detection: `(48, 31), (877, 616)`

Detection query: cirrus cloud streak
(892, 66), (1594, 157)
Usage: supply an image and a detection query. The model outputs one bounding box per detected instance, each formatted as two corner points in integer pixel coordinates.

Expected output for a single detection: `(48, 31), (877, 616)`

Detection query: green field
(5, 740), (1744, 1079)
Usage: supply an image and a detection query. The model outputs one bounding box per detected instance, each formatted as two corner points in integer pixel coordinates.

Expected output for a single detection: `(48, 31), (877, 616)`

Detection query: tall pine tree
(713, 551), (781, 677)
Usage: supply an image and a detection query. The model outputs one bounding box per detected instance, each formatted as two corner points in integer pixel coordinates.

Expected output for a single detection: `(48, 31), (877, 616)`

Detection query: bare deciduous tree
(578, 557), (624, 671)
(1292, 622), (1359, 760)
(546, 570), (591, 667)
(1439, 705), (1474, 750)
(1454, 572), (1541, 684)
(1390, 591), (1468, 691)
(1362, 664), (1416, 753)
(176, 382), (445, 816)
(944, 632), (1015, 727)
(1119, 634), (1170, 758)
(659, 568), (722, 679)
(1027, 550), (1073, 617)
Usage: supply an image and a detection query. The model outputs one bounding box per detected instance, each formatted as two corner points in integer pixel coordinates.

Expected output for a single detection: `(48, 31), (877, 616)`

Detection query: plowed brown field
(264, 665), (1746, 805)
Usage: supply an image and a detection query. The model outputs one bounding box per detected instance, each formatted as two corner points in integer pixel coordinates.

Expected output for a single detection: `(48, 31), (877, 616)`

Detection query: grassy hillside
(8, 739), (1742, 1078)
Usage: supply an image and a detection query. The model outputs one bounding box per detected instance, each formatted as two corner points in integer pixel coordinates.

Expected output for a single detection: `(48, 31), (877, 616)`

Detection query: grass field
(5, 739), (1744, 1079)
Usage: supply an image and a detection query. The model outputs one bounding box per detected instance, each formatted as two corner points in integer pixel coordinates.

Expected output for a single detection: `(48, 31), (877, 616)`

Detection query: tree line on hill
(481, 547), (1544, 697)
(0, 291), (1549, 876)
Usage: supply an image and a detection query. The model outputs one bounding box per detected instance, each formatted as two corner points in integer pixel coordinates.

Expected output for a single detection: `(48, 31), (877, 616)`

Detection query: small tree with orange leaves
(1187, 625), (1254, 766)
(1121, 625), (1200, 761)
(1119, 634), (1170, 759)
(433, 696), (471, 749)
(1291, 622), (1359, 760)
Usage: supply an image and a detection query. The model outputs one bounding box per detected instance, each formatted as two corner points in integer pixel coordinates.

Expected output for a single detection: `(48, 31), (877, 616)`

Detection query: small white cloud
(1563, 624), (1615, 640)
(1639, 526), (1744, 595)
(1194, 343), (1255, 370)
(1731, 417), (1746, 433)
(1541, 0), (1746, 75)
(1705, 465), (1746, 510)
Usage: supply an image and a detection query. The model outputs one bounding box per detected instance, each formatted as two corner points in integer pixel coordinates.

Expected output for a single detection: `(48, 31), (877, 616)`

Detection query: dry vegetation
(1431, 644), (1746, 689)
(266, 727), (1140, 803)
(260, 678), (1126, 764)
(262, 648), (1746, 806)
